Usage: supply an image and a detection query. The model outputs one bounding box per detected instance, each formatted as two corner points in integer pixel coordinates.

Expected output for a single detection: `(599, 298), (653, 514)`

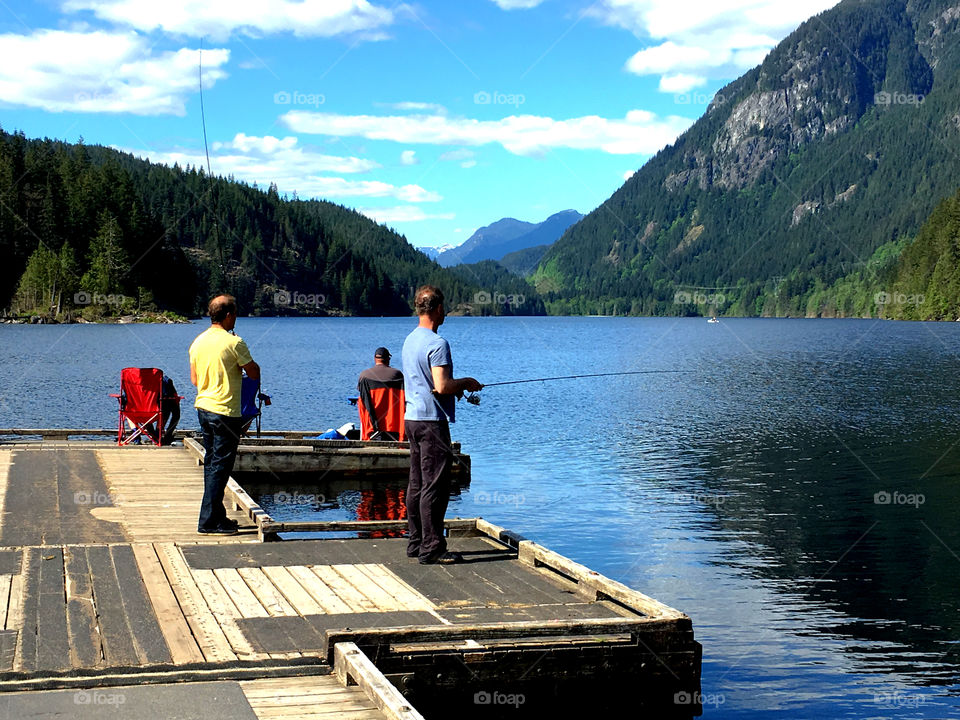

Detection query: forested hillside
(534, 0), (960, 317)
(0, 129), (539, 320)
(886, 186), (960, 320)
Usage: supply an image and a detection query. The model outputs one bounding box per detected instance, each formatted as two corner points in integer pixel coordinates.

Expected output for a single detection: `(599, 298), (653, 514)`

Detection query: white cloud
(0, 30), (228, 115)
(360, 206), (456, 223)
(658, 73), (706, 93)
(439, 149), (475, 161)
(490, 0), (546, 8)
(380, 101), (448, 115)
(282, 109), (693, 157)
(589, 0), (840, 89)
(118, 134), (441, 203)
(63, 0), (398, 40)
(623, 170), (636, 181)
(400, 150), (419, 165)
(627, 41), (712, 75)
(439, 148), (477, 168)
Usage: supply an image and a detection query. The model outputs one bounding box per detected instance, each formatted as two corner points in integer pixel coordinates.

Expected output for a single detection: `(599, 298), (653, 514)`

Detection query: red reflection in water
(356, 487), (407, 538)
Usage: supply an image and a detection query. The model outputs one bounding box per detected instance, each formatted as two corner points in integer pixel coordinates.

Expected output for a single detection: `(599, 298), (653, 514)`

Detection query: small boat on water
(708, 316), (720, 323)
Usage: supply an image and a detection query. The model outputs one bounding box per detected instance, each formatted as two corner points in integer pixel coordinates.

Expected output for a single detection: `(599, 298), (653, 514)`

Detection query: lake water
(4, 316), (960, 718)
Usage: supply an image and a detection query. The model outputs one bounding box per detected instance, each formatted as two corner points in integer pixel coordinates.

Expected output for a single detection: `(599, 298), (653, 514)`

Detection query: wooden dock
(224, 437), (470, 480)
(0, 429), (472, 481)
(0, 435), (702, 717)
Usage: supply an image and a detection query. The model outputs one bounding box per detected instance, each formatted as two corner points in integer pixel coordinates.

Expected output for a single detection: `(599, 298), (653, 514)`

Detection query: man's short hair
(414, 285), (444, 316)
(208, 294), (237, 323)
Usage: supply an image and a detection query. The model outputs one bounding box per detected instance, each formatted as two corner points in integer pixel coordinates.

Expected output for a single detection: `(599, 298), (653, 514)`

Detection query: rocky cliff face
(664, 0), (934, 192)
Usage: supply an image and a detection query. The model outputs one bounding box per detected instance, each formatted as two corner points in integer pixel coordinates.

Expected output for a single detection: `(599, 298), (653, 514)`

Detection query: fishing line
(485, 369), (689, 387)
(198, 40), (227, 283)
(466, 369), (690, 405)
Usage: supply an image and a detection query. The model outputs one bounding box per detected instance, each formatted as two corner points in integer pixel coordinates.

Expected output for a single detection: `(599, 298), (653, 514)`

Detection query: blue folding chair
(240, 376), (269, 437)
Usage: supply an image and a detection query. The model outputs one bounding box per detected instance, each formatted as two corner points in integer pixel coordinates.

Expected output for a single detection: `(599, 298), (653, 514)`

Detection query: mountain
(533, 0), (960, 317)
(446, 260), (546, 315)
(437, 210), (583, 267)
(0, 129), (541, 319)
(500, 243), (552, 277)
(417, 244), (456, 260)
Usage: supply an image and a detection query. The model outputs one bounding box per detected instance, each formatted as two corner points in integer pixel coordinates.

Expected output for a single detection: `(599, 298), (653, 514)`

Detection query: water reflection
(238, 474), (467, 540)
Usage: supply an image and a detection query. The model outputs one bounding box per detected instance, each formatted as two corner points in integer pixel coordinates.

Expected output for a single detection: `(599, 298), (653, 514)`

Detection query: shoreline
(1, 313), (191, 325)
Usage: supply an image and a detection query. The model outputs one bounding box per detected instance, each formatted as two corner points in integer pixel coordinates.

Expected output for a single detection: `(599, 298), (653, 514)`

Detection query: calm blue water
(4, 316), (960, 718)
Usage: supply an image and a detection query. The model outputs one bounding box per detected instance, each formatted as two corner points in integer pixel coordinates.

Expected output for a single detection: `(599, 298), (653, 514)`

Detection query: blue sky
(1, 0), (839, 249)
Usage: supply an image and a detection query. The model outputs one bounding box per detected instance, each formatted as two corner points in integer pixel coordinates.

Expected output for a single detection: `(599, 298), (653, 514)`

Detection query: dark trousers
(197, 409), (243, 530)
(405, 420), (453, 559)
(161, 400), (180, 445)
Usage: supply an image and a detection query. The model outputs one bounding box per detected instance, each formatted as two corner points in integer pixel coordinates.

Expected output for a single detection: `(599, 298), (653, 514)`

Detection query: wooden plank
(322, 615), (689, 662)
(236, 568), (296, 616)
(246, 709), (382, 720)
(0, 575), (12, 630)
(224, 569), (303, 659)
(517, 540), (684, 619)
(110, 544), (172, 665)
(213, 569), (269, 618)
(17, 547), (40, 671)
(6, 551), (24, 671)
(154, 543), (236, 663)
(84, 545), (139, 666)
(36, 547), (70, 672)
(334, 642), (426, 720)
(63, 546), (102, 669)
(130, 543), (204, 665)
(0, 630), (16, 671)
(351, 565), (443, 619)
(259, 519), (476, 534)
(6, 572), (23, 631)
(327, 565), (394, 612)
(190, 568), (268, 661)
(262, 566), (324, 615)
(301, 566), (370, 613)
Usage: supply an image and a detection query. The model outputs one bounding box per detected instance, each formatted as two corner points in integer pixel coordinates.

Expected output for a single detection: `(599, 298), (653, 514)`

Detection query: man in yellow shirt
(189, 294), (261, 534)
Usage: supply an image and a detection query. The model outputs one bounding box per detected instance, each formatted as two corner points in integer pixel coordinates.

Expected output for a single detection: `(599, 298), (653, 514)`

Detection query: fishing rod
(465, 369), (690, 404)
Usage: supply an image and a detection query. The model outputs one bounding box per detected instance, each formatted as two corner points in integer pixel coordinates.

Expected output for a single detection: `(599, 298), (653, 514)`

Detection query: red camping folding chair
(357, 376), (405, 441)
(110, 368), (179, 446)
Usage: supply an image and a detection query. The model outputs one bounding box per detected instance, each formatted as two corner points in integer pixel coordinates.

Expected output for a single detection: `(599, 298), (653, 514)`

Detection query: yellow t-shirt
(189, 326), (254, 417)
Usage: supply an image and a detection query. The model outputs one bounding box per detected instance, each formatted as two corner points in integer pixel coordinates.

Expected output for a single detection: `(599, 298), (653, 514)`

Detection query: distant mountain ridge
(417, 244), (456, 260)
(437, 210), (583, 267)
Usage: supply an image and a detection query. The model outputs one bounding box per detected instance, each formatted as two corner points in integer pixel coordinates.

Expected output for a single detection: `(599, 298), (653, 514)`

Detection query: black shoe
(198, 525), (238, 535)
(419, 551), (462, 565)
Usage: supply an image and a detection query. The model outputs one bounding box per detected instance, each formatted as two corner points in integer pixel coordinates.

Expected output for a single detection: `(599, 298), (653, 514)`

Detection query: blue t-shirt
(402, 326), (455, 422)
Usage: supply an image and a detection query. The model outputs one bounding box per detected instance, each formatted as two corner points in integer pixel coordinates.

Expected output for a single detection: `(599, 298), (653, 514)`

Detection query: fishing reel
(466, 392), (481, 405)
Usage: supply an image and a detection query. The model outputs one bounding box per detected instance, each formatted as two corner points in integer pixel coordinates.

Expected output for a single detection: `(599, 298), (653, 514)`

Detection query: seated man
(159, 375), (181, 445)
(357, 347), (405, 441)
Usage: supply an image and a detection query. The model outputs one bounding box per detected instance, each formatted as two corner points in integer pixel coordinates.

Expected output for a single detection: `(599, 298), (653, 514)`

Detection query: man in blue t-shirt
(402, 285), (482, 565)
